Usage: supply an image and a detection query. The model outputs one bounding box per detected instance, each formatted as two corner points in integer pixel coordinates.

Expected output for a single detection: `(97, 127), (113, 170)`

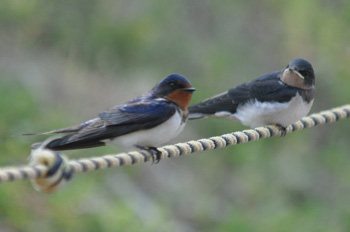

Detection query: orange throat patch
(167, 89), (193, 110)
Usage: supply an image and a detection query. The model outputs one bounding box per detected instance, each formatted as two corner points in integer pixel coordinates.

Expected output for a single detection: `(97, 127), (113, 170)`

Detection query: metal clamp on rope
(29, 139), (73, 193)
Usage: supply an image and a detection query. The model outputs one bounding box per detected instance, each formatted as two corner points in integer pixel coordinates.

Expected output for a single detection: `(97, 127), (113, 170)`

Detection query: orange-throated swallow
(25, 74), (195, 161)
(188, 58), (315, 135)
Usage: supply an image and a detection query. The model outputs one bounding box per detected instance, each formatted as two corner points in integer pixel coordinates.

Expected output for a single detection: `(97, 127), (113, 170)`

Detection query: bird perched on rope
(25, 74), (195, 161)
(188, 58), (315, 135)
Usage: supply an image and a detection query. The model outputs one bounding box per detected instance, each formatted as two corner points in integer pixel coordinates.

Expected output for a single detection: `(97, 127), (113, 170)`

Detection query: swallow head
(281, 58), (315, 90)
(154, 74), (195, 110)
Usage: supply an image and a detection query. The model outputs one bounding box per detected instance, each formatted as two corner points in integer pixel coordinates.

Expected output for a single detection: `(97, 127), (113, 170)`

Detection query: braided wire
(0, 104), (349, 183)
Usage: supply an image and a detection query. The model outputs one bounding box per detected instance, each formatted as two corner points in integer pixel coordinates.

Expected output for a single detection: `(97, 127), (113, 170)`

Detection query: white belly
(221, 93), (313, 128)
(105, 112), (186, 150)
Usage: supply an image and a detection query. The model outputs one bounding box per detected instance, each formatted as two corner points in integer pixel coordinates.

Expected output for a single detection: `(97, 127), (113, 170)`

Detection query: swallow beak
(181, 87), (196, 92)
(288, 68), (304, 80)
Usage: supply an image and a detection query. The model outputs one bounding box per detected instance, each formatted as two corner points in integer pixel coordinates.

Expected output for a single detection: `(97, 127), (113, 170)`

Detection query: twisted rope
(0, 104), (349, 184)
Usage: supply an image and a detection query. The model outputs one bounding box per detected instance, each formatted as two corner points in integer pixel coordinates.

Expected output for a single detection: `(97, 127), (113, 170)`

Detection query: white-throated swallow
(188, 58), (315, 135)
(25, 74), (195, 161)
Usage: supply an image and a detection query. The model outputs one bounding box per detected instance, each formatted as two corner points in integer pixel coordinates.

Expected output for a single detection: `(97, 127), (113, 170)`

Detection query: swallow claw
(148, 147), (162, 164)
(275, 124), (287, 136)
(135, 145), (162, 164)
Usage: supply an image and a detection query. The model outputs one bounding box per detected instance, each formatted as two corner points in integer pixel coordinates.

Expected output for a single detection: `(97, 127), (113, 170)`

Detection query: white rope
(0, 104), (349, 193)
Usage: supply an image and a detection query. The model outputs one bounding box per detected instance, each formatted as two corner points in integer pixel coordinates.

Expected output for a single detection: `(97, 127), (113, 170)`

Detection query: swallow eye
(168, 81), (176, 87)
(299, 70), (309, 77)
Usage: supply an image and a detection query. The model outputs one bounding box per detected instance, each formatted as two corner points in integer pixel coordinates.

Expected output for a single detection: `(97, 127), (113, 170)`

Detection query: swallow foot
(148, 147), (162, 164)
(135, 145), (162, 164)
(275, 124), (287, 136)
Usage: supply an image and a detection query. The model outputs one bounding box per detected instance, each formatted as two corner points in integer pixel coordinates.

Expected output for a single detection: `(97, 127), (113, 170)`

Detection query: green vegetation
(0, 1), (350, 231)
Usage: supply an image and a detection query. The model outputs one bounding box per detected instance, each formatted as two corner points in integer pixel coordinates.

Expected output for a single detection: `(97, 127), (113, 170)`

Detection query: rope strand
(0, 104), (349, 184)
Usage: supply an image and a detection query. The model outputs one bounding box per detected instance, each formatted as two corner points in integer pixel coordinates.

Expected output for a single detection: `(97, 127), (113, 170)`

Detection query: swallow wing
(69, 101), (177, 141)
(229, 71), (298, 104)
(188, 71), (298, 119)
(99, 101), (177, 127)
(44, 101), (177, 150)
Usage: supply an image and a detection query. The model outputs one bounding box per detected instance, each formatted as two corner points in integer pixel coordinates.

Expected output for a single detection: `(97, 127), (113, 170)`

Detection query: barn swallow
(188, 58), (315, 135)
(25, 74), (195, 161)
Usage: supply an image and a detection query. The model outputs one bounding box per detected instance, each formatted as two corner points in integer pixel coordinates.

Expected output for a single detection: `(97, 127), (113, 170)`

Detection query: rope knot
(29, 145), (73, 194)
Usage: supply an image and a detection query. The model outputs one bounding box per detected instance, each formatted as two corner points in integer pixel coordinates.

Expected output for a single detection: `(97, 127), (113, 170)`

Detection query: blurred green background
(1, 0), (350, 231)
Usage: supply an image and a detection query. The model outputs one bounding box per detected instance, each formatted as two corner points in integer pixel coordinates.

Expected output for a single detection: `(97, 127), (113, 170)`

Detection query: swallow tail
(32, 134), (106, 151)
(23, 124), (82, 136)
(188, 92), (237, 119)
